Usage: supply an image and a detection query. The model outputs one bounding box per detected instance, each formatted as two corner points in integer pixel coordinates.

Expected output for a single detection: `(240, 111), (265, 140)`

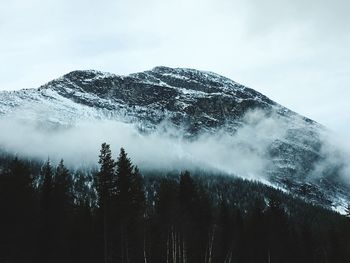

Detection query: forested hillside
(0, 144), (349, 263)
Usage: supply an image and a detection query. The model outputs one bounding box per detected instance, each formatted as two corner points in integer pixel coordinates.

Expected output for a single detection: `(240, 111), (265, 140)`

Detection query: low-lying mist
(0, 108), (349, 184)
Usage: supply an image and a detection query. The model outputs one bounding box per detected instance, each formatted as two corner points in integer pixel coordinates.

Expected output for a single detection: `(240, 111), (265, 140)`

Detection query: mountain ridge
(0, 66), (348, 212)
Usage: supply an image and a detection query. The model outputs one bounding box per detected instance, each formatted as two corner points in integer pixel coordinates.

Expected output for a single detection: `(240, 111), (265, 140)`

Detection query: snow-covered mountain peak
(132, 66), (249, 94)
(0, 66), (349, 211)
(63, 69), (118, 81)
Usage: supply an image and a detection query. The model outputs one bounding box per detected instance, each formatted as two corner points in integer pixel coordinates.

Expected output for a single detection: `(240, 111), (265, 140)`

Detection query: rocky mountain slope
(0, 66), (349, 211)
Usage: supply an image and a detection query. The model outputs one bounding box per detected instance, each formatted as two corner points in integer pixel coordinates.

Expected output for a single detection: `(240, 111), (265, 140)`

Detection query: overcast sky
(0, 0), (349, 135)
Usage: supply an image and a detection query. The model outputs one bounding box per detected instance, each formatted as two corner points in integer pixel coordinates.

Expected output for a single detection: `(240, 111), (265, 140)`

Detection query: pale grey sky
(0, 0), (349, 135)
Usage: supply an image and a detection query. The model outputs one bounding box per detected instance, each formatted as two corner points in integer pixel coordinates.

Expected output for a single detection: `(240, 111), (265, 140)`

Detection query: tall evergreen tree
(97, 143), (116, 263)
(129, 166), (146, 263)
(266, 194), (289, 263)
(115, 147), (135, 263)
(52, 159), (74, 263)
(54, 159), (72, 203)
(38, 159), (55, 263)
(116, 147), (134, 212)
(179, 171), (198, 262)
(98, 143), (116, 206)
(115, 148), (146, 263)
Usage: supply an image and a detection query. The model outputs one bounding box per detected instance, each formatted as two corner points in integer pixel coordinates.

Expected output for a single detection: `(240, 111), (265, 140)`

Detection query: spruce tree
(97, 143), (116, 207)
(179, 171), (197, 262)
(116, 147), (134, 213)
(97, 143), (116, 263)
(179, 170), (196, 209)
(53, 159), (73, 262)
(54, 159), (73, 211)
(38, 159), (55, 263)
(115, 147), (134, 263)
(130, 166), (146, 262)
(115, 148), (146, 263)
(40, 159), (54, 220)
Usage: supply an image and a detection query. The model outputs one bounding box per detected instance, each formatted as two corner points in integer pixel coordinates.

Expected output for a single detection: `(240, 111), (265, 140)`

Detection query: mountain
(0, 66), (349, 211)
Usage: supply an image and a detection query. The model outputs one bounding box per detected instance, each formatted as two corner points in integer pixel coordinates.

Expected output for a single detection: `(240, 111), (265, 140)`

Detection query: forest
(0, 143), (350, 263)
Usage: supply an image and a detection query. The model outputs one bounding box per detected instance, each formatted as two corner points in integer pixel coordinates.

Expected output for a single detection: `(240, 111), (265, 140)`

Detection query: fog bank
(0, 109), (349, 183)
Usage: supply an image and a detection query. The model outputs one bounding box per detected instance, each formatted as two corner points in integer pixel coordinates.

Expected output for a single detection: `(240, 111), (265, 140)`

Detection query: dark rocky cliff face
(38, 67), (311, 132)
(0, 66), (349, 211)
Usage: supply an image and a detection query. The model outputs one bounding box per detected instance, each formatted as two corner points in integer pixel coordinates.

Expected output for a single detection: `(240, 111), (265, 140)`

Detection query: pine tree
(115, 148), (146, 263)
(130, 166), (147, 262)
(40, 159), (54, 217)
(178, 171), (197, 262)
(53, 159), (73, 262)
(97, 143), (116, 263)
(38, 159), (55, 263)
(72, 170), (97, 263)
(116, 147), (134, 212)
(115, 147), (134, 263)
(54, 159), (73, 210)
(179, 170), (196, 211)
(266, 194), (289, 263)
(97, 143), (116, 207)
(247, 199), (267, 263)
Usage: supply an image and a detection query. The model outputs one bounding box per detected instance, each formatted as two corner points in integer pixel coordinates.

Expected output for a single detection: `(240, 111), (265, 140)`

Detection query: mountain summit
(0, 66), (348, 211)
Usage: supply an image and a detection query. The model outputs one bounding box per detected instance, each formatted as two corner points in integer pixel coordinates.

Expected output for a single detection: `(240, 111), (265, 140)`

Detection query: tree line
(0, 143), (350, 263)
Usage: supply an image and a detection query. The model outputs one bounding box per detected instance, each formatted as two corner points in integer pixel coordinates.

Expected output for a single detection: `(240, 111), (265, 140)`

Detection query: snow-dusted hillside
(0, 66), (349, 211)
(0, 67), (299, 131)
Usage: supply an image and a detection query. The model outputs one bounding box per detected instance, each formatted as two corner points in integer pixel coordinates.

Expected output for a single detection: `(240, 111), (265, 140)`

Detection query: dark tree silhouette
(97, 143), (116, 263)
(0, 147), (350, 263)
(38, 159), (55, 263)
(52, 159), (74, 263)
(115, 148), (146, 263)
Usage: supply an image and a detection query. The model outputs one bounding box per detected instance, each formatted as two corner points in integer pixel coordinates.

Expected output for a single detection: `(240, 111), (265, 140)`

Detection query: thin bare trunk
(178, 231), (180, 263)
(172, 226), (176, 263)
(208, 226), (216, 263)
(224, 251), (229, 263)
(166, 229), (170, 263)
(143, 230), (148, 263)
(183, 239), (186, 263)
(178, 232), (182, 263)
(125, 232), (129, 263)
(204, 249), (206, 263)
(174, 230), (177, 263)
(224, 250), (233, 263)
(121, 225), (124, 263)
(104, 210), (108, 263)
(228, 251), (232, 263)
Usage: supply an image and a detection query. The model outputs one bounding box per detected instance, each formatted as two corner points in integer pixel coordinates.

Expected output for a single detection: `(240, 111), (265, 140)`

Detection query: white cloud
(0, 109), (288, 179)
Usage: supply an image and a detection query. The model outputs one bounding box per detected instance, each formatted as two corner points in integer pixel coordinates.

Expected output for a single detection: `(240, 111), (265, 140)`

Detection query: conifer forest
(1, 143), (350, 263)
